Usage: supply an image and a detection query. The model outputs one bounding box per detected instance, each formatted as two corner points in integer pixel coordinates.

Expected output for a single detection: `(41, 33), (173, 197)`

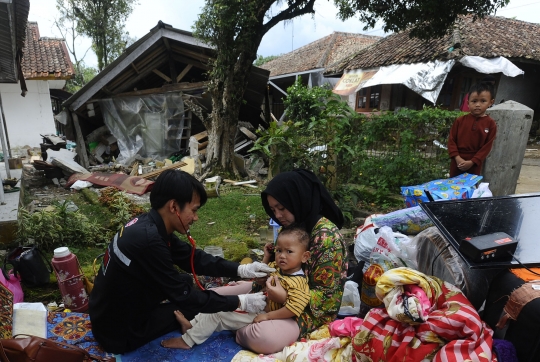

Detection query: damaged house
(325, 16), (540, 120)
(260, 32), (380, 120)
(61, 21), (269, 169)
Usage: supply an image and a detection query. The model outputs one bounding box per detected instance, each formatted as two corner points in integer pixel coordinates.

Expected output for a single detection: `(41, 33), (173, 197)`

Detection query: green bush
(17, 200), (110, 250)
(253, 80), (464, 207)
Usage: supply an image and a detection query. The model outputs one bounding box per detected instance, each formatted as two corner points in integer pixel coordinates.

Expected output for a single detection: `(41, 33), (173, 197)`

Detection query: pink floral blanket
(352, 267), (496, 362)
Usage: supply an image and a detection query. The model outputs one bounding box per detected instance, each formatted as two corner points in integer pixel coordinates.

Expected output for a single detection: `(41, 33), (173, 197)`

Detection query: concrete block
(484, 101), (534, 196)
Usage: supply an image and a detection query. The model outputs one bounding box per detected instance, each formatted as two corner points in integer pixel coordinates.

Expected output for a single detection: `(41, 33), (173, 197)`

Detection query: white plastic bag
(353, 214), (383, 263)
(339, 281), (360, 316)
(472, 182), (493, 198)
(70, 180), (93, 190)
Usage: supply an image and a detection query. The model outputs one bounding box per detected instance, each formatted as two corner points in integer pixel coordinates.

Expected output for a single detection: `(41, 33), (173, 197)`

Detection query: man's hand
(253, 313), (270, 323)
(265, 275), (287, 304)
(238, 262), (276, 279)
(238, 292), (267, 313)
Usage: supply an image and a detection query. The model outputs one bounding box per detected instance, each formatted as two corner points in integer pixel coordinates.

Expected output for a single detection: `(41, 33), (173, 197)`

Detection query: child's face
(468, 90), (494, 117)
(274, 234), (310, 274)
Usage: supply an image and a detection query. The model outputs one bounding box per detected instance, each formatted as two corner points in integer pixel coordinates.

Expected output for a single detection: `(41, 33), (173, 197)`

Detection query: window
(356, 85), (382, 111)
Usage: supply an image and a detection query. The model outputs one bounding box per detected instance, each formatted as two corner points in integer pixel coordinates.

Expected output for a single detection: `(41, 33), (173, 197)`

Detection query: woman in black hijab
(234, 169), (347, 354)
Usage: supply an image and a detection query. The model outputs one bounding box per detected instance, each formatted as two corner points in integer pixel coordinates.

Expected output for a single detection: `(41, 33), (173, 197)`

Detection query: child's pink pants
(212, 281), (300, 354)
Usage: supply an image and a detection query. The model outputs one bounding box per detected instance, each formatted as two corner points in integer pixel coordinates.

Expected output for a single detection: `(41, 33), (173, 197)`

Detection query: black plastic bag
(3, 245), (52, 287)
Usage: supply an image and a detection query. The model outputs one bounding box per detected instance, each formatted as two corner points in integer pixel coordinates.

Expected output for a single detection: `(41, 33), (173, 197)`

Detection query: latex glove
(237, 262), (276, 279)
(238, 292), (267, 313)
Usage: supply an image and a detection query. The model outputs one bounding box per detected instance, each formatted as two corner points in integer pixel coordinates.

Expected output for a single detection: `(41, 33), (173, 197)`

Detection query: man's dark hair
(469, 81), (495, 100)
(277, 226), (310, 250)
(150, 170), (207, 210)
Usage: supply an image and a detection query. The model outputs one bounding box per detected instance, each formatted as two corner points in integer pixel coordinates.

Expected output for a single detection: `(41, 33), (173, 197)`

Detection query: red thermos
(52, 247), (88, 312)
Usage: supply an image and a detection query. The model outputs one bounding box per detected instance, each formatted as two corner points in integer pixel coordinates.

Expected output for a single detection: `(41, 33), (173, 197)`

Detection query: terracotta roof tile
(21, 22), (75, 80)
(261, 32), (380, 77)
(325, 16), (540, 75)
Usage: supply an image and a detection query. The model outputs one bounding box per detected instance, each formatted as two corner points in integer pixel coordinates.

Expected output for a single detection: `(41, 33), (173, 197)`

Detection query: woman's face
(267, 195), (295, 227)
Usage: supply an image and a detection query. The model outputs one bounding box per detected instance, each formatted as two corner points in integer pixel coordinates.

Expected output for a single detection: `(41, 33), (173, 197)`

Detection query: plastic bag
(371, 206), (433, 235)
(360, 227), (410, 316)
(401, 173), (483, 207)
(472, 183), (493, 198)
(353, 215), (382, 263)
(0, 269), (24, 303)
(339, 281), (360, 316)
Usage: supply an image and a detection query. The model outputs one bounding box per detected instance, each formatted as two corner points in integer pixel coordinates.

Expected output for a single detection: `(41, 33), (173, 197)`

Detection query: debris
(70, 180), (94, 190)
(223, 179), (258, 188)
(140, 160), (188, 179)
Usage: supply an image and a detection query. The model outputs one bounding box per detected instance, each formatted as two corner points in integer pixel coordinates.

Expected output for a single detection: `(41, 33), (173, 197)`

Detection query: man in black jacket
(89, 170), (273, 354)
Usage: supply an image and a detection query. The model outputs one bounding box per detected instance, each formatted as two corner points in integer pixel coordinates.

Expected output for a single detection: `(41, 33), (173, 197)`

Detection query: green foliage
(253, 54), (279, 67)
(17, 200), (110, 250)
(252, 78), (361, 185)
(58, 0), (137, 71)
(65, 62), (97, 93)
(252, 81), (464, 203)
(98, 187), (148, 231)
(344, 106), (463, 201)
(334, 0), (509, 40)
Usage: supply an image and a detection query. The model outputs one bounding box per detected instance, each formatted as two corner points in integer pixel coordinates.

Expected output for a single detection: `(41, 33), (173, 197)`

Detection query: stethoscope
(175, 208), (206, 291)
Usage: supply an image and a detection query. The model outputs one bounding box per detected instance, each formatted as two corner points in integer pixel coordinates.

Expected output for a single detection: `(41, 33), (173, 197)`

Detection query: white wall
(0, 80), (56, 148)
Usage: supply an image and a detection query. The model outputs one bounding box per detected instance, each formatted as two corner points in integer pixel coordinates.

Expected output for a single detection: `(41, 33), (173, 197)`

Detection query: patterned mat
(46, 312), (242, 361)
(47, 312), (113, 359)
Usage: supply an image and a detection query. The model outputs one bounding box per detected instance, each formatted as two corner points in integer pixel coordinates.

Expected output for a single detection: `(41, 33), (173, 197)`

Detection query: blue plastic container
(269, 218), (280, 243)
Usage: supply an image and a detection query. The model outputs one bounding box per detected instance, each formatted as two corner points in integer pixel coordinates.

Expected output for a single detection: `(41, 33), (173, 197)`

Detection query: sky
(29, 0), (540, 69)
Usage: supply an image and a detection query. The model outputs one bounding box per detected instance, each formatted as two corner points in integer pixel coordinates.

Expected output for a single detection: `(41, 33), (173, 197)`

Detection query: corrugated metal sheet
(0, 0), (30, 83)
(0, 2), (17, 82)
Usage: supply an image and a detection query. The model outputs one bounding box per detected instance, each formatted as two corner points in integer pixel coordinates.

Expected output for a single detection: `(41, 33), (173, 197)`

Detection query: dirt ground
(516, 146), (540, 194)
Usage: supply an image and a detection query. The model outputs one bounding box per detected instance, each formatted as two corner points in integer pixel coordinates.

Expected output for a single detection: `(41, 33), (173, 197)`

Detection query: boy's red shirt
(447, 113), (497, 166)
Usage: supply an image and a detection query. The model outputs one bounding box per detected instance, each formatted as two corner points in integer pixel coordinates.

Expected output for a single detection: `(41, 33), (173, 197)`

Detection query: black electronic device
(459, 232), (517, 263)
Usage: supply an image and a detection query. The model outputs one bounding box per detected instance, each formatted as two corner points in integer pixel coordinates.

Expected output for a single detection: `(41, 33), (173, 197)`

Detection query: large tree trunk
(203, 44), (259, 175)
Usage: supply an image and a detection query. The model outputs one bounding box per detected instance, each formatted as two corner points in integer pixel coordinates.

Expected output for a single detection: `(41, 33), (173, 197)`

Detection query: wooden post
(70, 111), (90, 169)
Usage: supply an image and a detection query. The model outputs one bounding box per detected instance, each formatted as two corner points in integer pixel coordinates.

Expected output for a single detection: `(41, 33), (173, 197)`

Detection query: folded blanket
(353, 267), (496, 362)
(232, 325), (353, 362)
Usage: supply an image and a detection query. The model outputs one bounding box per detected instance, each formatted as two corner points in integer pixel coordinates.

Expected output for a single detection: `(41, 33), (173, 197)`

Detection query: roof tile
(325, 16), (540, 75)
(261, 32), (380, 77)
(21, 22), (75, 80)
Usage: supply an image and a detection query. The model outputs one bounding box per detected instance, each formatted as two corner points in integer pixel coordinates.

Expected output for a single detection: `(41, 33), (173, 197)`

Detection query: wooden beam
(163, 38), (171, 51)
(176, 64), (193, 83)
(130, 62), (140, 74)
(169, 56), (178, 84)
(153, 69), (172, 82)
(101, 86), (114, 96)
(171, 54), (211, 70)
(70, 112), (90, 169)
(193, 131), (208, 141)
(112, 82), (208, 98)
(111, 56), (169, 94)
(170, 45), (213, 62)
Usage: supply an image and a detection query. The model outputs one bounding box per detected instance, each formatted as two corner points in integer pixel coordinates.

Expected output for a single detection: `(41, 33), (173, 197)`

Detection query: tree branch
(262, 0), (316, 35)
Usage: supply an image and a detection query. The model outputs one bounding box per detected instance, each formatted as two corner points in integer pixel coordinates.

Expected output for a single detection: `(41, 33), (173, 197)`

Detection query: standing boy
(161, 227), (311, 349)
(448, 82), (497, 177)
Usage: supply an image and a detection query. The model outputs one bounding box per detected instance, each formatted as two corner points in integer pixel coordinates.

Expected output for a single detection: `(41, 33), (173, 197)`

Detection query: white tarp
(362, 60), (456, 104)
(459, 56), (524, 77)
